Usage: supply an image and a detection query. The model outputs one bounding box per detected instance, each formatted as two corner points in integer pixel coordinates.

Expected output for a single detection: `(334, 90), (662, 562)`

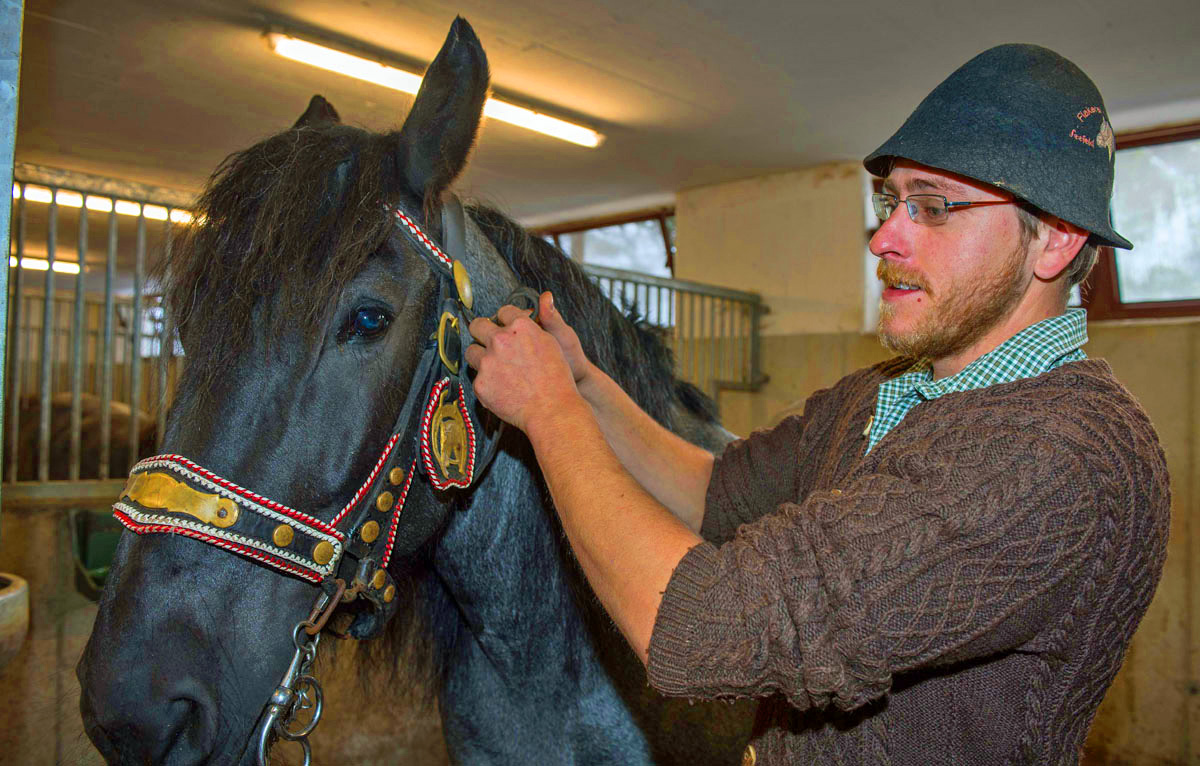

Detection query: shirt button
(830, 489), (842, 496)
(742, 744), (757, 765)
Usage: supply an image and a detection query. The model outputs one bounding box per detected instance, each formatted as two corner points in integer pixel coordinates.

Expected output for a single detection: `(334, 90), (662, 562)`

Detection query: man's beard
(877, 243), (1031, 361)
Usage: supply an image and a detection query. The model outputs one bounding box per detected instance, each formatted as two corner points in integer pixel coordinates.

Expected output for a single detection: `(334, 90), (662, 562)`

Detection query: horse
(4, 393), (158, 481)
(77, 17), (755, 764)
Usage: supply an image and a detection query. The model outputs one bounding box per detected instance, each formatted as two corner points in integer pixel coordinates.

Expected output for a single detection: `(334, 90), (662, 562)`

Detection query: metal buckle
(437, 310), (461, 374)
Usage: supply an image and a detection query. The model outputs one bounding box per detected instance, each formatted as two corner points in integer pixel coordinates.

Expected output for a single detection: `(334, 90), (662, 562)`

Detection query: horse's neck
(428, 447), (655, 762)
(431, 447), (597, 678)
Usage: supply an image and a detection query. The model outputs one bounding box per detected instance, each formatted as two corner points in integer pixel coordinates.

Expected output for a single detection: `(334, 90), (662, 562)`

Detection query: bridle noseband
(111, 197), (536, 765)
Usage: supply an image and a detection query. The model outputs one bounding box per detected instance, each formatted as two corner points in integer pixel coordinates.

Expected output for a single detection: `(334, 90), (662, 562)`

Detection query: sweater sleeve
(700, 414), (807, 545)
(701, 382), (846, 545)
(648, 418), (1115, 712)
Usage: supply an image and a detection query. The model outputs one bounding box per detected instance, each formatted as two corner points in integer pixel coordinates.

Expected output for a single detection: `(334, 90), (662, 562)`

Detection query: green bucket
(70, 509), (123, 601)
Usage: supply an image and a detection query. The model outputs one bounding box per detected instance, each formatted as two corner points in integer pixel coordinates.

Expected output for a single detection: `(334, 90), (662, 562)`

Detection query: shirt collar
(893, 308), (1088, 401)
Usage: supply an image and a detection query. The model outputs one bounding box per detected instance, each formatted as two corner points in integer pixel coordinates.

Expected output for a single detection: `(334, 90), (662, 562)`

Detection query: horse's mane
(159, 124), (405, 380)
(467, 204), (718, 429)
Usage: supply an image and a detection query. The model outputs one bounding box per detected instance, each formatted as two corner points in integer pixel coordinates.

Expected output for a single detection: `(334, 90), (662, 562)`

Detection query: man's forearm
(576, 363), (713, 533)
(525, 396), (702, 664)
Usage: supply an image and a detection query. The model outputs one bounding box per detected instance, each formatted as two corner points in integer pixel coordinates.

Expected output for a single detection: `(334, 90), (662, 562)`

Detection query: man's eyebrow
(908, 176), (970, 196)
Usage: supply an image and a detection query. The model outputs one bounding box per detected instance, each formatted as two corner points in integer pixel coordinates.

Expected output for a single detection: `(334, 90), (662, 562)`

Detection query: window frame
(530, 207), (676, 274)
(1080, 121), (1200, 320)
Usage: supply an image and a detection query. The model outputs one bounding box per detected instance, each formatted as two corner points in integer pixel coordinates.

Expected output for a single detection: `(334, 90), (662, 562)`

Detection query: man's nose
(869, 204), (915, 261)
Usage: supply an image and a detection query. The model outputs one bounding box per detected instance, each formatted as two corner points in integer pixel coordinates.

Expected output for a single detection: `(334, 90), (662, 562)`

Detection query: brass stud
(453, 260), (474, 311)
(742, 745), (757, 766)
(312, 541), (335, 566)
(383, 584), (396, 603)
(388, 467), (406, 486)
(371, 569), (387, 590)
(272, 524), (295, 548)
(360, 520), (380, 543)
(375, 492), (394, 512)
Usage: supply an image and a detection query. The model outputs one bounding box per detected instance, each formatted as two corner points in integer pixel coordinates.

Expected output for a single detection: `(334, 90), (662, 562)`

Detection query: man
(466, 44), (1169, 764)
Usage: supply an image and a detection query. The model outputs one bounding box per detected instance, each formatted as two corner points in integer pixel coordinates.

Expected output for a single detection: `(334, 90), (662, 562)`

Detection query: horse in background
(3, 393), (157, 481)
(77, 17), (753, 764)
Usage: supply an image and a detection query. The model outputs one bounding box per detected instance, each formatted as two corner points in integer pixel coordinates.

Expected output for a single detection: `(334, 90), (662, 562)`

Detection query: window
(1080, 122), (1200, 319)
(532, 208), (675, 278)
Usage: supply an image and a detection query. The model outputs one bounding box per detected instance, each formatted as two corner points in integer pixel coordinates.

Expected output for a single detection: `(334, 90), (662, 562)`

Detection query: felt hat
(864, 44), (1131, 249)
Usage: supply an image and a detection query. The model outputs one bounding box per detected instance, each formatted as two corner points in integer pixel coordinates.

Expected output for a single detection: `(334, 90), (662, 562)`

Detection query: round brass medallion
(313, 541), (335, 566)
(371, 569), (387, 590)
(361, 520), (380, 543)
(453, 260), (473, 310)
(375, 492), (394, 512)
(741, 745), (756, 766)
(383, 584), (396, 603)
(272, 524), (295, 548)
(388, 467), (406, 486)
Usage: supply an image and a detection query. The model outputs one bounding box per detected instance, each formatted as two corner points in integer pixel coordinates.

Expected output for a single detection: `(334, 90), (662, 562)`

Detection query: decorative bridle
(111, 197), (535, 765)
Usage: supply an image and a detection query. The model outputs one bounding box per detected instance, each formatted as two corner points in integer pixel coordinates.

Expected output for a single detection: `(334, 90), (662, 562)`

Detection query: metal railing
(583, 264), (768, 400)
(3, 168), (768, 508)
(5, 170), (183, 507)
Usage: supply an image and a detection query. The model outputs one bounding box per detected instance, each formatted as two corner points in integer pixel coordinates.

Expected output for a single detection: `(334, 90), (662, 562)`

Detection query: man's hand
(537, 292), (594, 386)
(465, 294), (583, 433)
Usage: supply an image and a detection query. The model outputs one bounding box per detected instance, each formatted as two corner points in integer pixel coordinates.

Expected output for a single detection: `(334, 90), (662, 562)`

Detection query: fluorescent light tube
(11, 185), (193, 224)
(267, 32), (604, 148)
(8, 256), (82, 275)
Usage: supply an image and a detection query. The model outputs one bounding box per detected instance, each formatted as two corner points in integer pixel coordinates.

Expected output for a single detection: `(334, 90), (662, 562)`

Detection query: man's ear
(1033, 216), (1090, 281)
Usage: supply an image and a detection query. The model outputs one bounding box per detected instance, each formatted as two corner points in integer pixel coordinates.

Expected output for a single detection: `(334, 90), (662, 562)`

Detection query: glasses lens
(906, 195), (949, 225)
(871, 193), (898, 222)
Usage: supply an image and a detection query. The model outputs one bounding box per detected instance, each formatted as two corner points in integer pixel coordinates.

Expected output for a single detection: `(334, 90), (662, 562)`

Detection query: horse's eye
(350, 307), (392, 340)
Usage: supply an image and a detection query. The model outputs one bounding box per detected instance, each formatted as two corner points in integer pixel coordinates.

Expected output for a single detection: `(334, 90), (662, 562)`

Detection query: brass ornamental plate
(122, 472), (240, 528)
(430, 388), (469, 480)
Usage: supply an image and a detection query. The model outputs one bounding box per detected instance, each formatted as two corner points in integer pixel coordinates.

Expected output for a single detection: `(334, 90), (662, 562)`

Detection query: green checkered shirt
(865, 308), (1089, 453)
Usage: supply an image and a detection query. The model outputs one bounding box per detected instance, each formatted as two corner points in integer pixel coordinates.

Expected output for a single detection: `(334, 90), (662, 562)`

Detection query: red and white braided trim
(419, 378), (477, 491)
(329, 432), (401, 528)
(392, 208), (453, 270)
(381, 457), (417, 570)
(113, 505), (328, 582)
(133, 455), (345, 542)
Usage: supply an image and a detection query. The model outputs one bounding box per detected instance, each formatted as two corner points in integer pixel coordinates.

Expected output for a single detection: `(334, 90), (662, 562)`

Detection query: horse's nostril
(164, 696), (206, 756)
(81, 666), (220, 765)
(161, 680), (220, 758)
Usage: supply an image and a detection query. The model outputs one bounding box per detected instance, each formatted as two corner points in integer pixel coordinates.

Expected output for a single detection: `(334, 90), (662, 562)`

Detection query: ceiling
(14, 0), (1200, 225)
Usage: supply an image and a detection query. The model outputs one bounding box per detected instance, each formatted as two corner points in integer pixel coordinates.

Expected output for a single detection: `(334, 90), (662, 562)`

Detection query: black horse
(78, 18), (753, 765)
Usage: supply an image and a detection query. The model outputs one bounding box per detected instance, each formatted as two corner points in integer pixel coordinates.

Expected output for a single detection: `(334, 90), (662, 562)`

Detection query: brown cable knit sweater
(647, 358), (1170, 765)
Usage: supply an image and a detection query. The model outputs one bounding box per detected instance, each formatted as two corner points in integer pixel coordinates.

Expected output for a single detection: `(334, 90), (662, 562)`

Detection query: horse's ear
(293, 95), (341, 128)
(395, 17), (489, 201)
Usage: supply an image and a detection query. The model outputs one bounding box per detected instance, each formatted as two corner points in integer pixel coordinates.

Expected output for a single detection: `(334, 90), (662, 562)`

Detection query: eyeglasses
(871, 192), (1016, 226)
